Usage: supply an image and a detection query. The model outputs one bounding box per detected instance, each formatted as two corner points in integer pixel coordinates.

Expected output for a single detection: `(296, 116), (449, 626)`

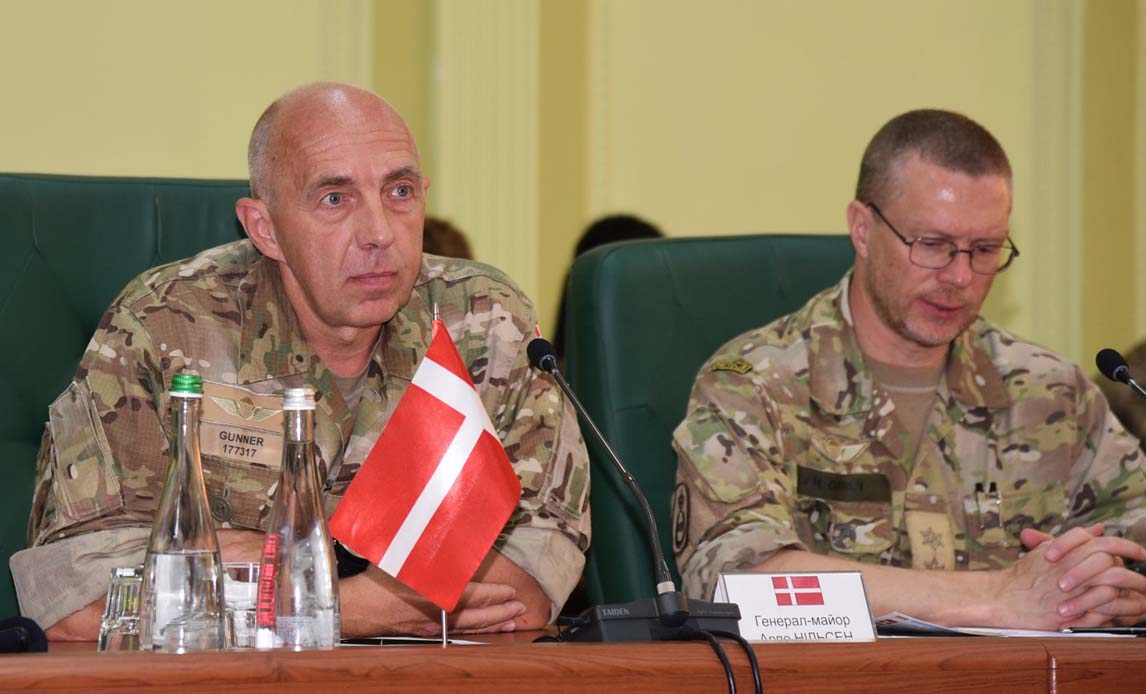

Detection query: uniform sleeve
(464, 285), (590, 620)
(10, 527), (149, 629)
(21, 293), (169, 632)
(1068, 371), (1146, 541)
(497, 361), (589, 620)
(672, 363), (804, 600)
(24, 290), (169, 626)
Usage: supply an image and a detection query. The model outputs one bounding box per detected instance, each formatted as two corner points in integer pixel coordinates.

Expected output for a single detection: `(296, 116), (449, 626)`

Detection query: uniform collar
(236, 253), (435, 385)
(377, 271), (433, 385)
(236, 256), (312, 384)
(235, 256), (356, 434)
(945, 322), (1012, 410)
(807, 273), (1011, 416)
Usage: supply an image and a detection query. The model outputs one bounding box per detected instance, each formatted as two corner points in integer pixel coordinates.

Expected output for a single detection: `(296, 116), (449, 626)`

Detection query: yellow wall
(1, 0), (1142, 367)
(583, 0), (1038, 347)
(538, 1), (590, 341)
(586, 1), (1033, 235)
(1082, 0), (1138, 365)
(1, 0), (373, 179)
(373, 0), (434, 181)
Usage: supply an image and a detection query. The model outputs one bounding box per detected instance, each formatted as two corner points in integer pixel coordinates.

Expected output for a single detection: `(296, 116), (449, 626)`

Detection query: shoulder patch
(711, 358), (753, 374)
(671, 483), (690, 554)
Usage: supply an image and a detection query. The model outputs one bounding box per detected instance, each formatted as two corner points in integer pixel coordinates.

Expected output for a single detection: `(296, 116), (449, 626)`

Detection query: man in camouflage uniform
(13, 82), (590, 640)
(675, 109), (1146, 630)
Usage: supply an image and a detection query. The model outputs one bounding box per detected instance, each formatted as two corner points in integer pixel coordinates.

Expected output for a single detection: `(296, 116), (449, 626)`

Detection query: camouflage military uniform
(674, 274), (1146, 600)
(12, 240), (590, 628)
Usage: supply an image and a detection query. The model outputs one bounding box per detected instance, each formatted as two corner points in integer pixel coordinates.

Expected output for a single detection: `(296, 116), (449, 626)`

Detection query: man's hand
(339, 565), (526, 638)
(218, 531), (548, 637)
(1017, 524), (1146, 627)
(759, 533), (1146, 632)
(216, 528), (267, 563)
(219, 529), (526, 635)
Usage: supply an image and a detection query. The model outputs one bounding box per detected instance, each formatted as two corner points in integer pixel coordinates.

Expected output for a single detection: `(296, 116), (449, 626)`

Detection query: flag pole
(441, 609), (448, 648)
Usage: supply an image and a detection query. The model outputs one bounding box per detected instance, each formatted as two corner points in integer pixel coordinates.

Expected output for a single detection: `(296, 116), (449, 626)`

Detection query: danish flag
(772, 575), (824, 606)
(329, 319), (522, 611)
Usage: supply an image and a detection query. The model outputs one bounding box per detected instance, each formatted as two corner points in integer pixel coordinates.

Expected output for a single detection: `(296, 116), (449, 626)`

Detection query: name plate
(713, 571), (876, 643)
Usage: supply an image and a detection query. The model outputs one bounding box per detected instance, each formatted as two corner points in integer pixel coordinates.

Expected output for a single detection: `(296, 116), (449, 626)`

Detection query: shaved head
(235, 81), (428, 358)
(247, 82), (416, 207)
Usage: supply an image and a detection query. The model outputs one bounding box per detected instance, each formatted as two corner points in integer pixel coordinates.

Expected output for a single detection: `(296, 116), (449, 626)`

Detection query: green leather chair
(0, 173), (250, 619)
(564, 234), (855, 605)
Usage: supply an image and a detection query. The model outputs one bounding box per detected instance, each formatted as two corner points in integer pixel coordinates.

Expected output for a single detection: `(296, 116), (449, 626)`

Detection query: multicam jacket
(673, 274), (1146, 600)
(15, 240), (590, 626)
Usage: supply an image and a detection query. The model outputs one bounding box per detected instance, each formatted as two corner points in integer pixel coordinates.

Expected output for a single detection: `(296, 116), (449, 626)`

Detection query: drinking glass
(224, 562), (260, 648)
(98, 566), (142, 652)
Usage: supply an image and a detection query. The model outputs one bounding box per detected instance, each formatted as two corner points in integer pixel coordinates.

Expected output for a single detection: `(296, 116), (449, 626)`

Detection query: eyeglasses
(865, 202), (1019, 275)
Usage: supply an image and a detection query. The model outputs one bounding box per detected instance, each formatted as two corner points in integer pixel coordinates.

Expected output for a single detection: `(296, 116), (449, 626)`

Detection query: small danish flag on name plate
(772, 575), (825, 606)
(329, 319), (521, 611)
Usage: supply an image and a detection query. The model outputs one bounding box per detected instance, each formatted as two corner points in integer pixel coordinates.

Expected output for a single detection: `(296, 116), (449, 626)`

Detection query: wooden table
(1043, 638), (1146, 692)
(1, 635), (1142, 693)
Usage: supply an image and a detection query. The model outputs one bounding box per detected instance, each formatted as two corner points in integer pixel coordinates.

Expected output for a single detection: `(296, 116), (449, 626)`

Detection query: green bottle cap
(170, 373), (203, 395)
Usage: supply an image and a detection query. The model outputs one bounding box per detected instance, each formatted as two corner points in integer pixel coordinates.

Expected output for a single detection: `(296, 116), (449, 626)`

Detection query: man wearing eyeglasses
(674, 109), (1146, 631)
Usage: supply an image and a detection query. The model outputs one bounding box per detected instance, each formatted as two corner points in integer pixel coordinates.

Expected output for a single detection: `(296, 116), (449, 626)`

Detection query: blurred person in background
(553, 214), (663, 360)
(423, 216), (474, 260)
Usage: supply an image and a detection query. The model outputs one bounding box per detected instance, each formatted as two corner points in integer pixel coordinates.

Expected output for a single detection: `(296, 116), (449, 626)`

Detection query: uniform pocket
(967, 481), (1067, 565)
(794, 465), (894, 558)
(45, 380), (125, 531)
(200, 454), (281, 531)
(999, 483), (1067, 538)
(198, 380), (287, 530)
(539, 407), (591, 521)
(826, 500), (895, 555)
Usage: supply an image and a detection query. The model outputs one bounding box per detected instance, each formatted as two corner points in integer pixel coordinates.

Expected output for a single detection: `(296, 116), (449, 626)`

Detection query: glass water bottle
(139, 372), (226, 652)
(255, 387), (340, 649)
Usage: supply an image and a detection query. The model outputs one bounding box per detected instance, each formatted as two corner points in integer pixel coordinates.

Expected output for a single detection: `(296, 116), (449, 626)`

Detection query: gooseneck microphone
(1096, 348), (1146, 400)
(527, 339), (688, 625)
(527, 338), (742, 640)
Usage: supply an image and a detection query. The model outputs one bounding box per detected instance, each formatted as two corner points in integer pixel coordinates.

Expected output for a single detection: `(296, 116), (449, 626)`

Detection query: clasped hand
(998, 523), (1146, 630)
(217, 529), (527, 637)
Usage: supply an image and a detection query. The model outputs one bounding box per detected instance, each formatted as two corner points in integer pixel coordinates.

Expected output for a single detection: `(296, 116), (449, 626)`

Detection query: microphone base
(0, 617), (47, 653)
(560, 598), (741, 642)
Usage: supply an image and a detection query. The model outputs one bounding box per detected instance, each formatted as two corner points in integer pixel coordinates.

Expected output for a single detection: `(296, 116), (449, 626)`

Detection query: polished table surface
(2, 634), (1144, 693)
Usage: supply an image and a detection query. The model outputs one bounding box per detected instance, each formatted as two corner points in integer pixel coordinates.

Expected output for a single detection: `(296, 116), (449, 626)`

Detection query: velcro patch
(906, 511), (955, 570)
(671, 483), (690, 554)
(711, 358), (753, 374)
(200, 381), (284, 469)
(797, 466), (891, 503)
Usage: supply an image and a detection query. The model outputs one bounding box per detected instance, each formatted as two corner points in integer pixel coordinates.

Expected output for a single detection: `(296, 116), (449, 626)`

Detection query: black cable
(693, 629), (736, 694)
(542, 614), (589, 642)
(710, 629), (762, 694)
(669, 627), (736, 693)
(539, 619), (757, 694)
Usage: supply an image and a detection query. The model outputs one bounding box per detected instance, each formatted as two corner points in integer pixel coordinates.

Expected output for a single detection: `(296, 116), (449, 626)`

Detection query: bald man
(14, 83), (590, 641)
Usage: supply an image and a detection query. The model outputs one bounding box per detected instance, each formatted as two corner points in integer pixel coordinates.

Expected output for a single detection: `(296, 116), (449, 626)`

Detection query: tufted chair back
(563, 235), (856, 605)
(0, 173), (250, 617)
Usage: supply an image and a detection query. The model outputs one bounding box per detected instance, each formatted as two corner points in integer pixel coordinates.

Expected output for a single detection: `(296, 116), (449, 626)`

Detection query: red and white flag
(772, 575), (824, 606)
(329, 319), (522, 611)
